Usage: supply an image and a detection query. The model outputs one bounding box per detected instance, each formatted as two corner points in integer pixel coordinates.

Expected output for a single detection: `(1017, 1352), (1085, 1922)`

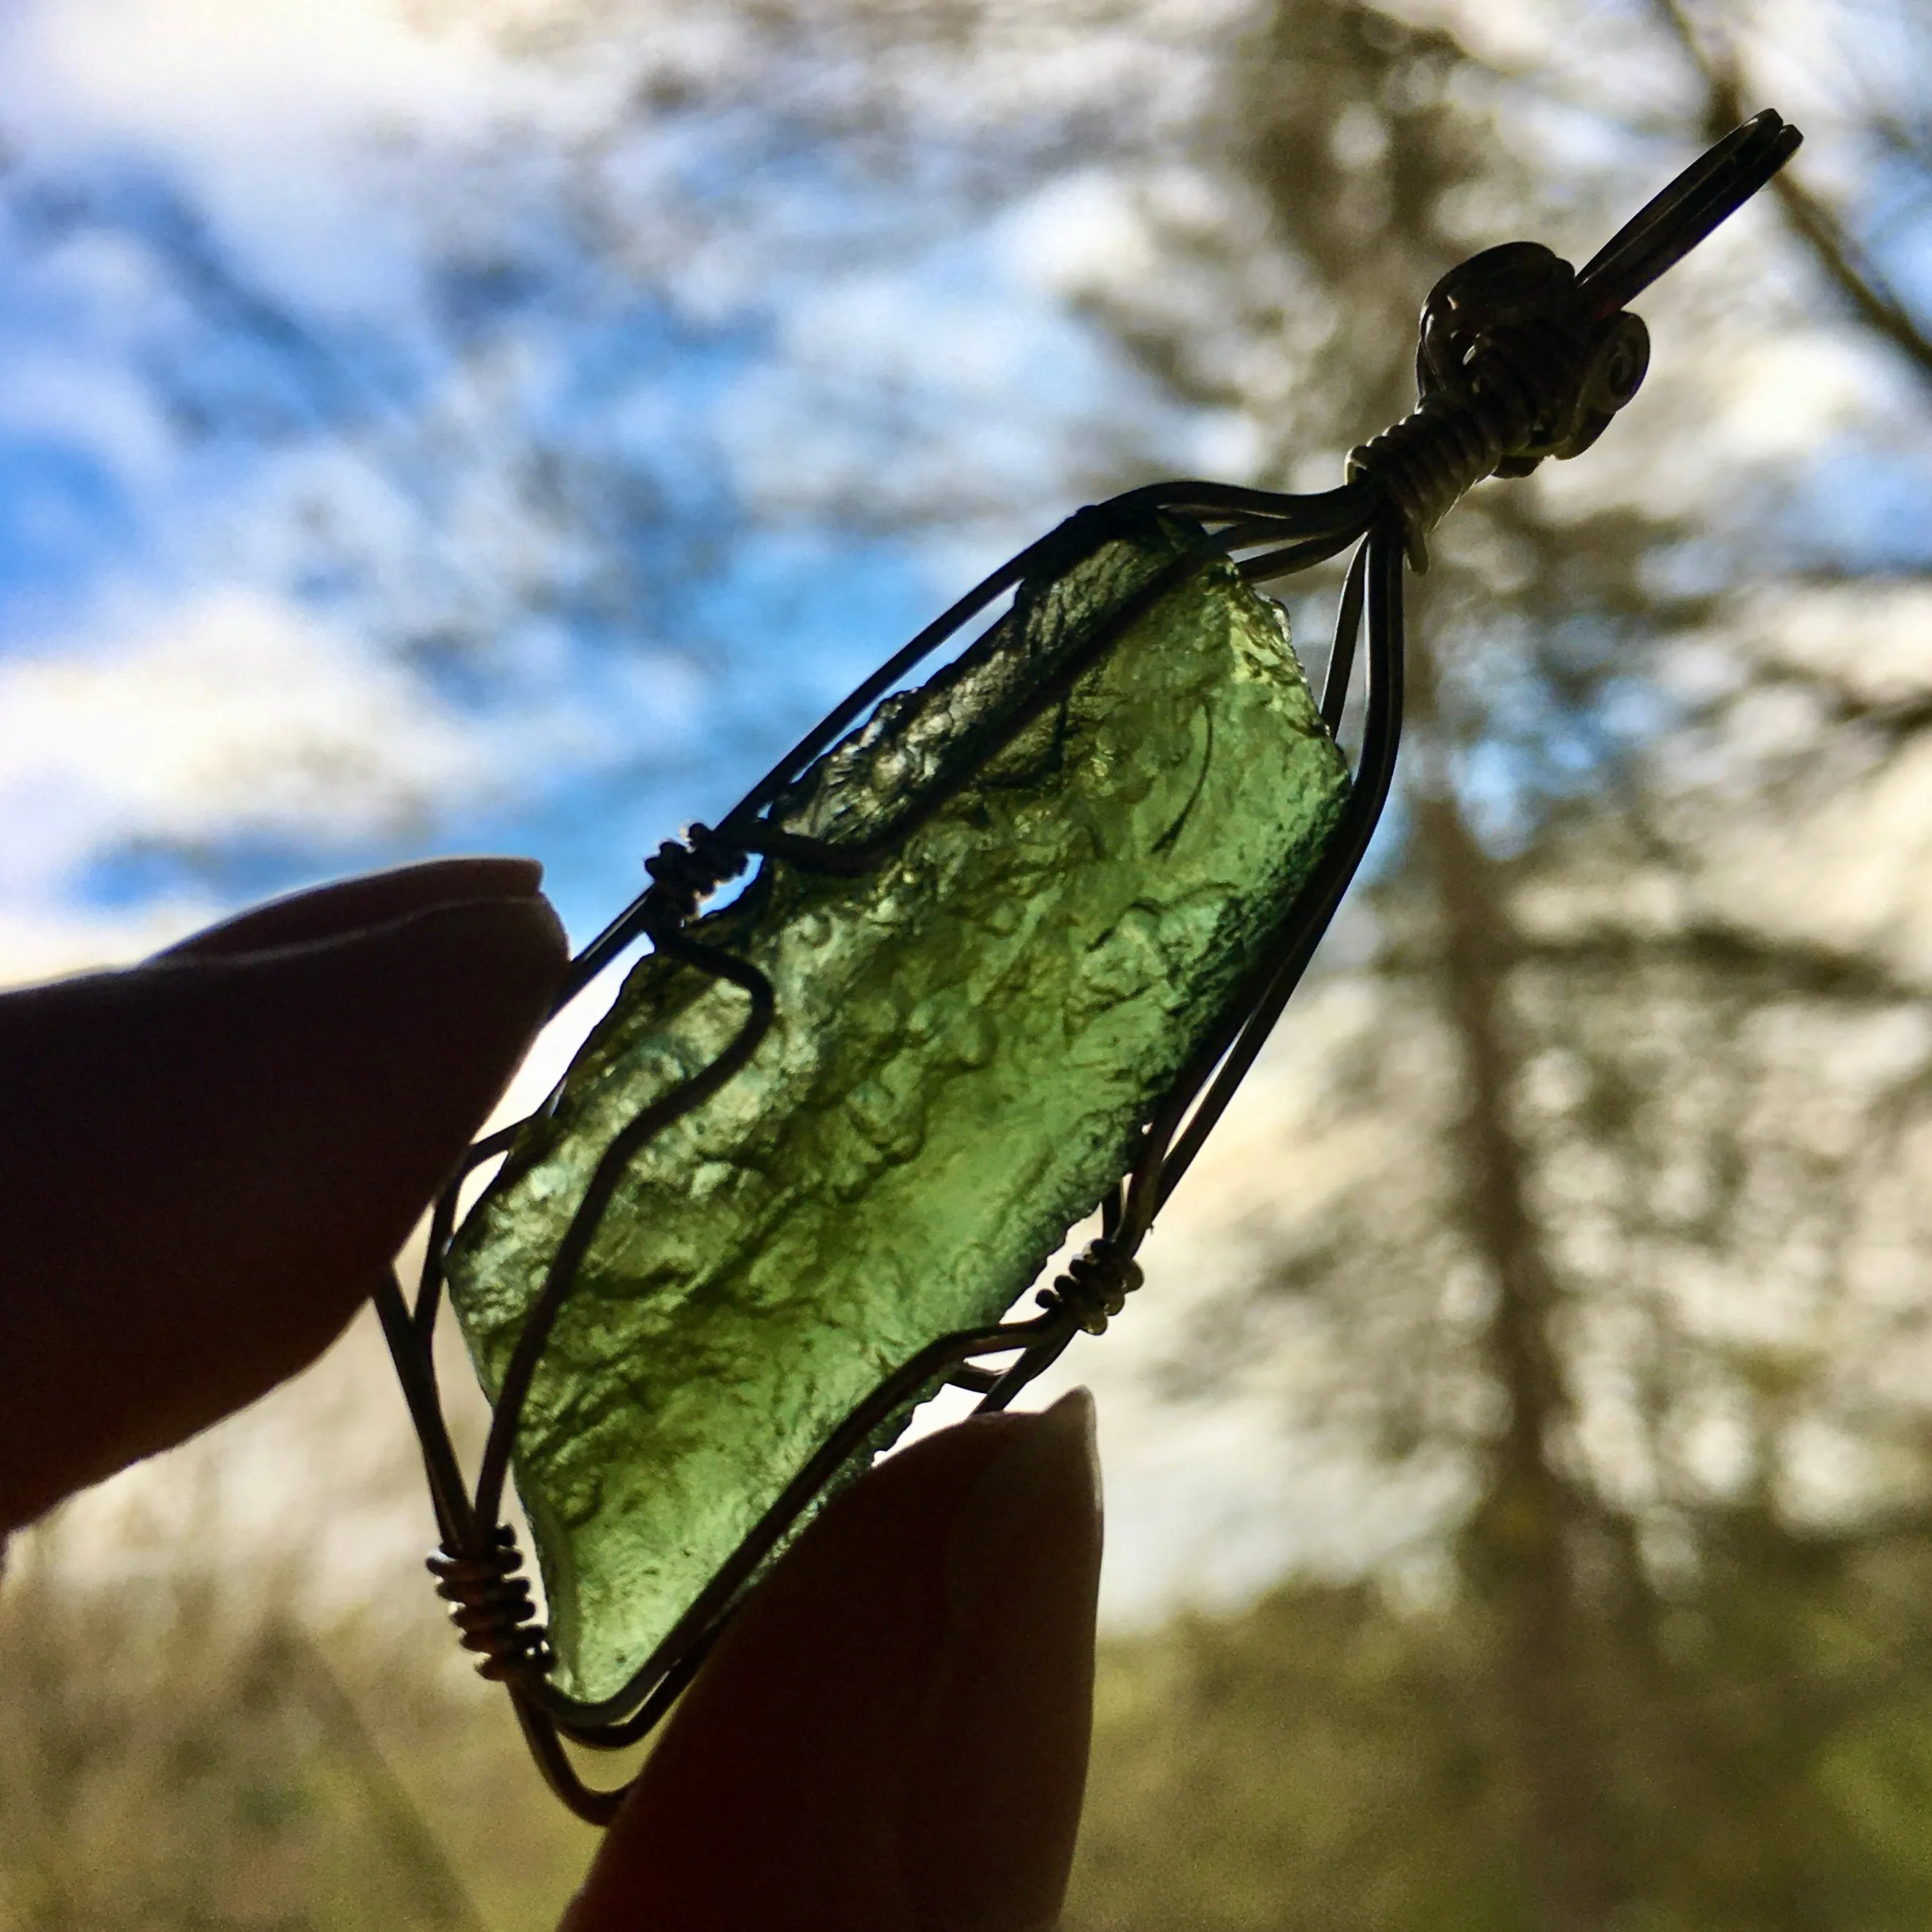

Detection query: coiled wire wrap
(427, 1527), (553, 1681)
(641, 822), (745, 928)
(1349, 307), (1627, 572)
(1346, 380), (1534, 573)
(1038, 1241), (1146, 1335)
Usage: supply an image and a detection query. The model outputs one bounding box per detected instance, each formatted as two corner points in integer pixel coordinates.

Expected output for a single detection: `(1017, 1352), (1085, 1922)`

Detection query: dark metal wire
(377, 110), (1800, 1824)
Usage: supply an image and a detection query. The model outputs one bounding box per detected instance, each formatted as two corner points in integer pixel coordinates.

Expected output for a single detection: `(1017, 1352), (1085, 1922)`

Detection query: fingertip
(566, 1395), (1102, 1932)
(900, 1389), (1101, 1930)
(248, 889), (570, 1241)
(0, 888), (570, 1529)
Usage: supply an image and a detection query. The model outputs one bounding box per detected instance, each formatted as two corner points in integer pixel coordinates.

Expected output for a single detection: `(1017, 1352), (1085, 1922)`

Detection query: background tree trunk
(1412, 631), (1625, 1932)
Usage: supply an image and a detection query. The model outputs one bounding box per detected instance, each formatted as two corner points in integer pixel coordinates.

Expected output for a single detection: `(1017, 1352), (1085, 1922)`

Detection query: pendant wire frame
(375, 111), (1800, 1825)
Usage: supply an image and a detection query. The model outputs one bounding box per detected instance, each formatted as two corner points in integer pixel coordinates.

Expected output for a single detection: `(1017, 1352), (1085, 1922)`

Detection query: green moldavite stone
(446, 511), (1349, 1704)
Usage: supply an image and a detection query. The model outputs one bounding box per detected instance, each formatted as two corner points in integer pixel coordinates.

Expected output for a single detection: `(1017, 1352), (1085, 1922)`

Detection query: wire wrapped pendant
(446, 512), (1349, 1708)
(377, 110), (1802, 1821)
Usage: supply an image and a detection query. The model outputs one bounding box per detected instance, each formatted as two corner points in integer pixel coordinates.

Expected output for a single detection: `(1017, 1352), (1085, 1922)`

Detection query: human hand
(0, 856), (1101, 1932)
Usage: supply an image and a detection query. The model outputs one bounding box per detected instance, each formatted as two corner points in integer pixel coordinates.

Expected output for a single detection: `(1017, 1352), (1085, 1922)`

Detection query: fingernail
(898, 1389), (1103, 1931)
(158, 856), (548, 961)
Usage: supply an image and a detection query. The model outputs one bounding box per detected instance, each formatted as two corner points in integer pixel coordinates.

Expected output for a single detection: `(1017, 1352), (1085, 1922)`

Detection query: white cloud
(1001, 170), (1157, 302)
(0, 0), (612, 326)
(0, 347), (177, 488)
(0, 589), (490, 859)
(1, 0), (514, 143)
(0, 896), (226, 984)
(0, 584), (613, 981)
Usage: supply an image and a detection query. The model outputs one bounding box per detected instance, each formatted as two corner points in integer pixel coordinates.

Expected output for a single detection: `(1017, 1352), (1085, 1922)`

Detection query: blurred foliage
(1070, 1509), (1932, 1932)
(0, 1514), (597, 1932)
(1043, 4), (1932, 1916)
(1045, 0), (1932, 1917)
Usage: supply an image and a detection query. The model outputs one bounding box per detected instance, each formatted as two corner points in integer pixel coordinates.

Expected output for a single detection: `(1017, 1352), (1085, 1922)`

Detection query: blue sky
(3, 0), (1925, 987)
(0, 0), (1196, 979)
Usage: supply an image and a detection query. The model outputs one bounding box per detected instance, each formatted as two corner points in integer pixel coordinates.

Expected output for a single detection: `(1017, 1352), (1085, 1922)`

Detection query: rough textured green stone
(446, 513), (1349, 1704)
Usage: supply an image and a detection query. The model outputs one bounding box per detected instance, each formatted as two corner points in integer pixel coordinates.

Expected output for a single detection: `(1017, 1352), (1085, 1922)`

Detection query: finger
(0, 867), (568, 1530)
(564, 1389), (1103, 1932)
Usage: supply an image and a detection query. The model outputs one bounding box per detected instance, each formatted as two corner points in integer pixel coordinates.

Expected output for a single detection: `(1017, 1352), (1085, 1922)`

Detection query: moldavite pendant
(445, 511), (1349, 1704)
(384, 111), (1800, 1821)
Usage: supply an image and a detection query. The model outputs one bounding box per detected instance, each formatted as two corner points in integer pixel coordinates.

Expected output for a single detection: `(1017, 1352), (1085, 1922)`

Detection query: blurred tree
(0, 1508), (593, 1931)
(1006, 1), (1932, 1928)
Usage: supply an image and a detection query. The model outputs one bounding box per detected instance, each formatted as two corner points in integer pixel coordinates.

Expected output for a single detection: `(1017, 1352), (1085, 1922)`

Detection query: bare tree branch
(1647, 0), (1932, 398)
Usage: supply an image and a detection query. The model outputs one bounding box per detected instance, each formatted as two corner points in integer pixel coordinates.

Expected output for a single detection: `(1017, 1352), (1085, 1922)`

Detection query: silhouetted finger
(564, 1391), (1103, 1932)
(0, 862), (567, 1530)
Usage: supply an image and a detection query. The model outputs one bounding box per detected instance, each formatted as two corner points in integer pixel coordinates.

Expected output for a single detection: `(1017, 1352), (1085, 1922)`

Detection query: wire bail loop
(1349, 240), (1651, 570)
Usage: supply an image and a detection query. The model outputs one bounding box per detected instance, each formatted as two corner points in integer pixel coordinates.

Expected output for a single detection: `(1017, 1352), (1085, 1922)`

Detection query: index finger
(0, 859), (567, 1530)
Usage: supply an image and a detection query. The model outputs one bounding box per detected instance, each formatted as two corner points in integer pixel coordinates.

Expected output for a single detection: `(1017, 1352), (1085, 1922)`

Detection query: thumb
(563, 1389), (1103, 1932)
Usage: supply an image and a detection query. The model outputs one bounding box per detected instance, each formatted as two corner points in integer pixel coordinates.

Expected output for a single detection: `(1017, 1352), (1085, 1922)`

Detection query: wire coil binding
(1039, 1241), (1146, 1335)
(428, 1527), (553, 1682)
(1350, 242), (1652, 570)
(1349, 391), (1513, 574)
(642, 822), (746, 929)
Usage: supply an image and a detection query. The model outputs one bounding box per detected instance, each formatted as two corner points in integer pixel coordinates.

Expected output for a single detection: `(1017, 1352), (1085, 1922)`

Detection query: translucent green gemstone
(446, 512), (1349, 1703)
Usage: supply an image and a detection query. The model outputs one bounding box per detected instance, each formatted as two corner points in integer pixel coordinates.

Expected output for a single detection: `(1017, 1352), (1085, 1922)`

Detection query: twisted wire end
(1039, 1241), (1146, 1335)
(429, 1527), (553, 1682)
